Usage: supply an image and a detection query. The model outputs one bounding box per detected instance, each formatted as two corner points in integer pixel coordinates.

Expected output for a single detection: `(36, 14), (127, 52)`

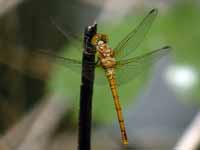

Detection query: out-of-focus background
(0, 0), (200, 150)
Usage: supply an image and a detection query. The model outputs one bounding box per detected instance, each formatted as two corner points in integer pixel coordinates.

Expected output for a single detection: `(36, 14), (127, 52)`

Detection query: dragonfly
(4, 8), (169, 145)
(89, 9), (170, 145)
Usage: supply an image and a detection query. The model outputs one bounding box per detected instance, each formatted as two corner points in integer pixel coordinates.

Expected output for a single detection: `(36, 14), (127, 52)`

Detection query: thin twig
(78, 23), (97, 150)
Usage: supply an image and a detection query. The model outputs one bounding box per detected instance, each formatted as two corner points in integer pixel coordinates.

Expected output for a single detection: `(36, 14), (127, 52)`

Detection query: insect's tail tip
(122, 140), (128, 145)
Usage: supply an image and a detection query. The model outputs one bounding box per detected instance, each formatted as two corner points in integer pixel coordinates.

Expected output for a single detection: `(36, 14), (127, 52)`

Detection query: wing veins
(113, 46), (171, 85)
(114, 9), (158, 59)
(116, 46), (171, 67)
(31, 49), (81, 65)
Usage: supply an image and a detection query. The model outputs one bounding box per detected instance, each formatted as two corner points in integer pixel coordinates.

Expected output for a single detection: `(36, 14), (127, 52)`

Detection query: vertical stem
(78, 23), (97, 150)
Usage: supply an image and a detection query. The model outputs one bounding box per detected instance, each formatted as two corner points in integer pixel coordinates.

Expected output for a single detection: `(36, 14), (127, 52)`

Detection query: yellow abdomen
(105, 68), (128, 145)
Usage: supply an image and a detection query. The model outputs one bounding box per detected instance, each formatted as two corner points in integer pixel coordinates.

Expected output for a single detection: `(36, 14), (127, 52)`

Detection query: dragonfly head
(91, 33), (108, 47)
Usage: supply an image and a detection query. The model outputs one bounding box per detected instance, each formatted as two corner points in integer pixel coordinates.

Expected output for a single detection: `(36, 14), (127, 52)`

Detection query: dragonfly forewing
(114, 9), (158, 60)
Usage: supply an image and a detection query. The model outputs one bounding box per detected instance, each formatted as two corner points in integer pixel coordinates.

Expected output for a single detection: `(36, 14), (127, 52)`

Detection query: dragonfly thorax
(97, 41), (113, 56)
(91, 33), (116, 69)
(96, 41), (116, 69)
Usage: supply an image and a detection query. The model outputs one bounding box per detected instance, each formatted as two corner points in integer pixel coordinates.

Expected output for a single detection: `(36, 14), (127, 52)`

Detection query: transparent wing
(31, 49), (110, 83)
(30, 49), (82, 74)
(94, 66), (108, 85)
(114, 9), (158, 60)
(0, 49), (82, 80)
(50, 18), (83, 52)
(115, 46), (171, 85)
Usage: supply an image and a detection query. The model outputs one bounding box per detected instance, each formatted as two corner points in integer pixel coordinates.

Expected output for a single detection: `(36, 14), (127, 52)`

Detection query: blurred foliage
(46, 2), (200, 124)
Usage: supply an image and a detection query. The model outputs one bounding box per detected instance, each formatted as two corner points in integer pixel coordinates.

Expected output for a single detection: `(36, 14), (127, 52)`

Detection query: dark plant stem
(78, 23), (97, 150)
